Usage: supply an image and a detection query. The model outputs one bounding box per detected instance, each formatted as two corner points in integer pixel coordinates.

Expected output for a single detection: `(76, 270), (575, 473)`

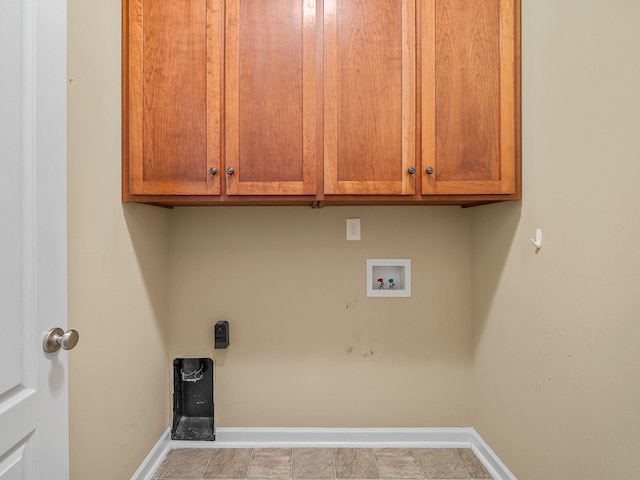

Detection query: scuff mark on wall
(345, 345), (374, 358)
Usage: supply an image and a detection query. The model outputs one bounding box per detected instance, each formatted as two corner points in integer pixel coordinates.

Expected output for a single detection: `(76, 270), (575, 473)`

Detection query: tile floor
(152, 447), (493, 480)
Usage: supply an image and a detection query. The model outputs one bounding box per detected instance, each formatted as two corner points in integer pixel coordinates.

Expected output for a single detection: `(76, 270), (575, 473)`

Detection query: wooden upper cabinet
(421, 0), (517, 195)
(123, 0), (519, 205)
(224, 0), (318, 196)
(324, 0), (417, 195)
(125, 0), (221, 196)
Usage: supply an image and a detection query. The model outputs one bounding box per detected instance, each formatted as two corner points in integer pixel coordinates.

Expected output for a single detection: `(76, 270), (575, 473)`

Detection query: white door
(0, 0), (70, 478)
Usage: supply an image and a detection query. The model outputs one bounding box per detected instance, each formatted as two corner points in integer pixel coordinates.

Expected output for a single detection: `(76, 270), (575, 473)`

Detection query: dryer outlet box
(214, 321), (229, 349)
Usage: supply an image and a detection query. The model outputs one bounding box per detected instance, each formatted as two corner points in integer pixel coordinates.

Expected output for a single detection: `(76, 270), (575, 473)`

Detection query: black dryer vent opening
(171, 357), (215, 441)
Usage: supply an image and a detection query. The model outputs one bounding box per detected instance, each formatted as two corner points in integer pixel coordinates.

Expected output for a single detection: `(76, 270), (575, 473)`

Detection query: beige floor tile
(247, 448), (293, 480)
(152, 446), (493, 480)
(453, 449), (492, 479)
(373, 449), (425, 479)
(204, 448), (253, 479)
(334, 448), (379, 479)
(413, 449), (470, 479)
(160, 448), (212, 479)
(293, 448), (335, 479)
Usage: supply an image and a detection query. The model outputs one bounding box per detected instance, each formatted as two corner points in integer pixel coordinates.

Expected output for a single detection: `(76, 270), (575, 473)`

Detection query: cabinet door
(225, 0), (318, 195)
(126, 0), (221, 195)
(324, 0), (416, 195)
(422, 0), (516, 195)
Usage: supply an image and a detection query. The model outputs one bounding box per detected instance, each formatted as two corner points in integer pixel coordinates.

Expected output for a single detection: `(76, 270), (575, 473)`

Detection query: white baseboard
(469, 428), (517, 480)
(130, 427), (171, 480)
(190, 427), (476, 448)
(136, 427), (516, 480)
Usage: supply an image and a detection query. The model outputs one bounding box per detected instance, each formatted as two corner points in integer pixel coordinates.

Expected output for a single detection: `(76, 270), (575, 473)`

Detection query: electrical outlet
(346, 218), (361, 241)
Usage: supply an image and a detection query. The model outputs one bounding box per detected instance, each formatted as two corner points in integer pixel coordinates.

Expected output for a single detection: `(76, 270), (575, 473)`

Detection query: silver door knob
(226, 167), (235, 175)
(43, 328), (79, 353)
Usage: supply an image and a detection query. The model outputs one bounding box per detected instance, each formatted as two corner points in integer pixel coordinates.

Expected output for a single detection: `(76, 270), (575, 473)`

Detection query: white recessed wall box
(366, 259), (411, 298)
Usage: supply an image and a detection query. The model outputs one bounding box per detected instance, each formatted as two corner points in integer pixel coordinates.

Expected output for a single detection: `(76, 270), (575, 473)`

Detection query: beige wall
(167, 206), (472, 427)
(67, 0), (170, 478)
(470, 1), (640, 479)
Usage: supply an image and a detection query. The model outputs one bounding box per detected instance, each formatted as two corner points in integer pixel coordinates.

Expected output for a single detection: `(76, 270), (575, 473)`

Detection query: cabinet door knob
(226, 167), (235, 175)
(407, 167), (416, 175)
(208, 167), (217, 176)
(425, 166), (434, 175)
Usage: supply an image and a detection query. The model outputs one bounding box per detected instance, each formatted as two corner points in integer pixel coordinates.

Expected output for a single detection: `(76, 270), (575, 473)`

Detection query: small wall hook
(531, 228), (542, 249)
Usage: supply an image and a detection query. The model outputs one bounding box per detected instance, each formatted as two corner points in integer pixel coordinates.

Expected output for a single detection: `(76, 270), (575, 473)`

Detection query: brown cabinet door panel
(225, 0), (318, 195)
(422, 0), (516, 195)
(324, 0), (416, 195)
(126, 0), (221, 195)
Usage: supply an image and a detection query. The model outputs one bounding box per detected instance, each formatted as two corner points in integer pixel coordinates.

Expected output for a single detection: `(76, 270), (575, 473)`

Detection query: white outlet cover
(346, 218), (361, 241)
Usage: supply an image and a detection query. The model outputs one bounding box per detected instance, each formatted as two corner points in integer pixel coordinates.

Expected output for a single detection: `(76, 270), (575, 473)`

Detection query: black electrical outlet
(214, 321), (229, 349)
